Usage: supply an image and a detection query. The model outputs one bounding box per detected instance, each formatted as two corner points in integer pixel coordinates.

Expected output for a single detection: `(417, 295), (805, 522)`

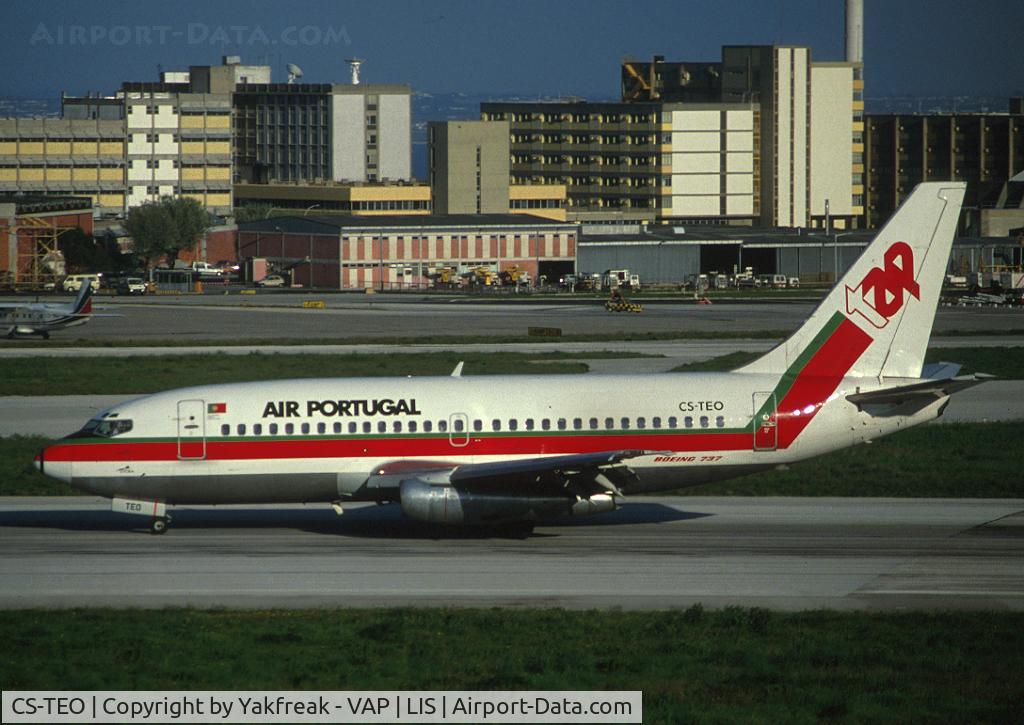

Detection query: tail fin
(738, 182), (966, 379)
(71, 281), (93, 316)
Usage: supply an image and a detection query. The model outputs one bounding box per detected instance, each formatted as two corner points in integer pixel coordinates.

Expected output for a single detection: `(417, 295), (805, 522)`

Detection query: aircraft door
(752, 391), (777, 451)
(177, 399), (207, 460)
(448, 413), (469, 448)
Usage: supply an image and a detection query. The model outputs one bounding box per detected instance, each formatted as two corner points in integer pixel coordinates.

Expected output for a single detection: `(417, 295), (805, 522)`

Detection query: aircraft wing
(449, 449), (658, 496)
(369, 449), (657, 498)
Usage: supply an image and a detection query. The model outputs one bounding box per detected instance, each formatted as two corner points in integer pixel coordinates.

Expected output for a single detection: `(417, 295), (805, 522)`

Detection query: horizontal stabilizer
(846, 374), (993, 409)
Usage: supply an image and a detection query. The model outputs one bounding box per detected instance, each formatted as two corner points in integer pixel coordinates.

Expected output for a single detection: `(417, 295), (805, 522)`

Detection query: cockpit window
(93, 419), (133, 437)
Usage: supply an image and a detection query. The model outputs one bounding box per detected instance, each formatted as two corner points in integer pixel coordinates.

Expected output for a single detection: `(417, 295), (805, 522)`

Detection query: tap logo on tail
(845, 242), (919, 329)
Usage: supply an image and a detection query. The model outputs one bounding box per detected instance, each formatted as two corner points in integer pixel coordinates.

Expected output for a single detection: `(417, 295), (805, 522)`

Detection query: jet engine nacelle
(399, 478), (617, 525)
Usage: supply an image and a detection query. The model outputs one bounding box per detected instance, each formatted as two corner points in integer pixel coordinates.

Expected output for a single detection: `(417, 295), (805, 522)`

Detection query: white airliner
(37, 183), (985, 534)
(1, 283), (93, 339)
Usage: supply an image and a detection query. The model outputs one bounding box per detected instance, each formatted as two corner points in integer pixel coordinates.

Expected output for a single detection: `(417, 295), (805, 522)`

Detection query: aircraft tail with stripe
(739, 182), (967, 380)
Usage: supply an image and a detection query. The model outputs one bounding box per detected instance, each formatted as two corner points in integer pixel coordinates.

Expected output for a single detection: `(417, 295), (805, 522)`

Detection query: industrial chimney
(845, 0), (864, 64)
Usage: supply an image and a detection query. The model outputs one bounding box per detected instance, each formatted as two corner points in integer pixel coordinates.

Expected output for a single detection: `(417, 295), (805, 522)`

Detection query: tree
(126, 197), (213, 269)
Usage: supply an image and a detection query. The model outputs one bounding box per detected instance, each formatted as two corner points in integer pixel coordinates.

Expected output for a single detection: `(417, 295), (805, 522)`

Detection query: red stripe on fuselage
(44, 318), (876, 465)
(775, 317), (873, 448)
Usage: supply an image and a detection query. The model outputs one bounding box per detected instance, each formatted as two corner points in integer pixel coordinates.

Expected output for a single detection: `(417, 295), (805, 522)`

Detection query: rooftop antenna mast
(346, 58), (363, 85)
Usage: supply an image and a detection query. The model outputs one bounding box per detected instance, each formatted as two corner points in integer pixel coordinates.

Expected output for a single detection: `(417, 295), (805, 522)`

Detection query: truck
(602, 269), (641, 291)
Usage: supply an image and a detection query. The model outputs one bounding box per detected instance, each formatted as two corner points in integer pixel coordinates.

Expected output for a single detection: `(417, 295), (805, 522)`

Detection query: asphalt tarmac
(1, 293), (1022, 341)
(0, 497), (1020, 611)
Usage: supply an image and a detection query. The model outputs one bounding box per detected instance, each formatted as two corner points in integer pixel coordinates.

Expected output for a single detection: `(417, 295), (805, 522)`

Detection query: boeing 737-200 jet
(37, 183), (985, 534)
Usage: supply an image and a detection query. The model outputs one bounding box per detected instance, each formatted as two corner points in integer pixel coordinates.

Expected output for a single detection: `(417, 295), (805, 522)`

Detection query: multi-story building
(428, 120), (510, 214)
(232, 81), (411, 184)
(481, 45), (860, 229)
(0, 56), (412, 217)
(864, 100), (1024, 229)
(0, 118), (127, 212)
(480, 102), (664, 223)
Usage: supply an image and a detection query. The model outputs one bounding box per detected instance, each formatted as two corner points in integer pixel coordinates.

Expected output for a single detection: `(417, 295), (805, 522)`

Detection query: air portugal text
(262, 398), (422, 418)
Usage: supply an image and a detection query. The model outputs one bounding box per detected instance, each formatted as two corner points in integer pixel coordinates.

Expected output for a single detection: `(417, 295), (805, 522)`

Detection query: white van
(62, 274), (100, 293)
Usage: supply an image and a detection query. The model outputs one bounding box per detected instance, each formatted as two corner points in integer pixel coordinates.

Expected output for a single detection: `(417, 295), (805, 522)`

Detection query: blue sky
(1, 0), (1022, 99)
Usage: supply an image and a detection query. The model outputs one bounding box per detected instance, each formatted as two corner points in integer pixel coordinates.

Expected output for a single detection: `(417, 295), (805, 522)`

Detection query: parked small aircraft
(1, 283), (93, 339)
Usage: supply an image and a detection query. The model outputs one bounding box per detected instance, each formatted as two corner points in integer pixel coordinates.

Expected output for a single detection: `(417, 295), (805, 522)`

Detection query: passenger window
(509, 419), (518, 431)
(253, 423), (262, 435)
(377, 421), (387, 433)
(542, 419), (551, 431)
(237, 424), (246, 435)
(700, 416), (709, 428)
(621, 417), (630, 430)
(653, 417), (661, 429)
(472, 419), (482, 432)
(347, 422), (356, 434)
(684, 416), (693, 429)
(557, 418), (566, 430)
(525, 418), (535, 431)
(393, 421), (402, 433)
(589, 418), (598, 429)
(637, 417), (646, 429)
(317, 422), (326, 434)
(716, 415), (725, 428)
(362, 422), (371, 433)
(668, 416), (677, 428)
(492, 419), (501, 431)
(408, 420), (418, 433)
(573, 418), (582, 430)
(220, 424), (230, 436)
(605, 417), (614, 430)
(269, 423), (278, 435)
(438, 420), (448, 433)
(285, 423), (294, 435)
(332, 422), (341, 434)
(424, 420), (433, 432)
(301, 423), (310, 434)
(453, 419), (464, 433)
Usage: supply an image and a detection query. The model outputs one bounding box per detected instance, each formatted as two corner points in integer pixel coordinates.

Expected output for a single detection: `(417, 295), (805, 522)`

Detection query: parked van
(62, 274), (100, 293)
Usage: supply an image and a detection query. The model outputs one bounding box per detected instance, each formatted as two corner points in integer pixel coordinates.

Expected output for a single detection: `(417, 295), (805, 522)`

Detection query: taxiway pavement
(0, 497), (1020, 611)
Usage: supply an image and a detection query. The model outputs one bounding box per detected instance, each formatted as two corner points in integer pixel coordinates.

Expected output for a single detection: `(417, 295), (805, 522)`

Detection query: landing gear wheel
(150, 517), (169, 535)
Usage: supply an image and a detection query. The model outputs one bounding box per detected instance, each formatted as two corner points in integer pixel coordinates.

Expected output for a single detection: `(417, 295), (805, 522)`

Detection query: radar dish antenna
(287, 63), (304, 84)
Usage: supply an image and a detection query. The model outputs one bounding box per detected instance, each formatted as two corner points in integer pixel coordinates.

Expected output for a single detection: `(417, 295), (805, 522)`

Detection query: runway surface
(1, 294), (1022, 342)
(0, 497), (1020, 611)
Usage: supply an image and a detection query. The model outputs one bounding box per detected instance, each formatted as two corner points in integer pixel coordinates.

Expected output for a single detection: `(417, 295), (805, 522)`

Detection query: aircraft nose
(36, 446), (72, 483)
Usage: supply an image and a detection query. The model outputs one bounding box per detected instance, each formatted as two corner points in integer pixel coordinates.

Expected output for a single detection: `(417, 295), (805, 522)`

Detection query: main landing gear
(149, 515), (172, 535)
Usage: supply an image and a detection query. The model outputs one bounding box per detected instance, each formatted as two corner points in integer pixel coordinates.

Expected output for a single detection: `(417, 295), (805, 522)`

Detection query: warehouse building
(0, 194), (94, 287)
(237, 214), (577, 289)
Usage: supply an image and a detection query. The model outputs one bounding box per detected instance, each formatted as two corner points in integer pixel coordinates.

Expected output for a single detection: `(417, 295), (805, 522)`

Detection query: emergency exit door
(752, 391), (777, 451)
(177, 399), (207, 460)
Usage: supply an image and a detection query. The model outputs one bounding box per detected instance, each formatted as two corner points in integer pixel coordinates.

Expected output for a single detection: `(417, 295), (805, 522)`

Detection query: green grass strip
(0, 608), (1021, 722)
(0, 351), (657, 396)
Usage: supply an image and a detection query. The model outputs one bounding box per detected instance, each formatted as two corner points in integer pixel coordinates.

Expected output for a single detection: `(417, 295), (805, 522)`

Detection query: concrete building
(482, 45), (859, 229)
(0, 118), (127, 212)
(237, 213), (577, 289)
(428, 120), (510, 214)
(0, 56), (412, 217)
(864, 102), (1024, 229)
(235, 180), (432, 216)
(480, 101), (663, 223)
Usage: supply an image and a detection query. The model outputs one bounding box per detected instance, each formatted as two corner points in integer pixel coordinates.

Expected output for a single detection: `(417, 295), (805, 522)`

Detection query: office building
(864, 102), (1024, 229)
